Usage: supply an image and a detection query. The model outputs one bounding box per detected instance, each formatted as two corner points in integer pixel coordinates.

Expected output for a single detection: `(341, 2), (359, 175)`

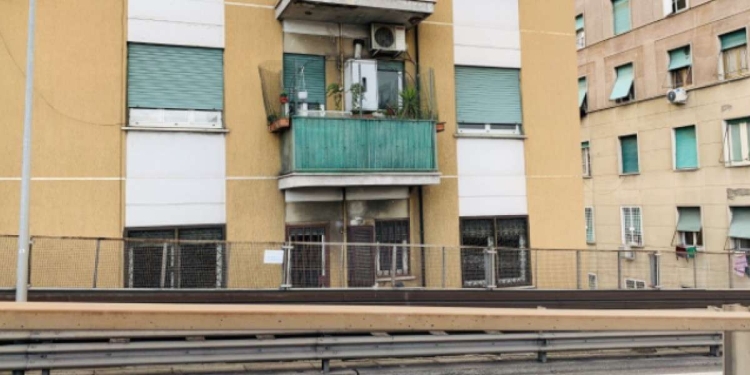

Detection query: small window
(610, 63), (635, 103)
(719, 29), (748, 80)
(377, 61), (405, 112)
(665, 0), (688, 15)
(674, 125), (698, 170)
(625, 278), (647, 289)
(612, 0), (631, 35)
(588, 273), (598, 290)
(668, 46), (692, 88)
(621, 206), (643, 247)
(729, 207), (750, 249)
(375, 219), (410, 277)
(676, 207), (703, 247)
(576, 15), (586, 49)
(585, 207), (595, 244)
(649, 253), (661, 288)
(578, 77), (588, 115)
(724, 118), (750, 166)
(582, 141), (592, 177)
(460, 217), (531, 288)
(619, 134), (639, 174)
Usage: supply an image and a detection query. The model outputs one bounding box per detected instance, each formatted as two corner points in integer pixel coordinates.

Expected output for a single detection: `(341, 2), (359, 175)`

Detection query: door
(347, 226), (376, 287)
(287, 225), (329, 288)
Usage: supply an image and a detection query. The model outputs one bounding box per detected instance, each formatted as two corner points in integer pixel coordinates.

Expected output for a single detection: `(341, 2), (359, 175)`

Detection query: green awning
(668, 47), (692, 71)
(677, 207), (701, 232)
(610, 64), (634, 101)
(721, 29), (747, 51)
(730, 207), (750, 240)
(578, 77), (588, 108)
(576, 15), (584, 31)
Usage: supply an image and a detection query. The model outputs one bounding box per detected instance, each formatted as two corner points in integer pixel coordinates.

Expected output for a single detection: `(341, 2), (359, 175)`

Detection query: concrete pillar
(725, 304), (750, 375)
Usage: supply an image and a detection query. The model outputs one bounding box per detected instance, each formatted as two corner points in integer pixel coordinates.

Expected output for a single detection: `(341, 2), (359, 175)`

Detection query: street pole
(16, 0), (37, 303)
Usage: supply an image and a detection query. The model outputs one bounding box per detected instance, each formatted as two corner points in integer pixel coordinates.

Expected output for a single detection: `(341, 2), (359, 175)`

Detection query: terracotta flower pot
(436, 122), (446, 133)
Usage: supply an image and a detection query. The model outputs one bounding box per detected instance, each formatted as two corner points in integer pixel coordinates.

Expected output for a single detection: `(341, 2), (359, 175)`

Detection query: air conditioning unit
(619, 245), (635, 261)
(667, 88), (688, 104)
(370, 24), (407, 54)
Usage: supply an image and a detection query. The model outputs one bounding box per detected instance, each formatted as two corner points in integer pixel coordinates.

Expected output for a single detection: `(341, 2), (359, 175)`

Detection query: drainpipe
(414, 25), (427, 287)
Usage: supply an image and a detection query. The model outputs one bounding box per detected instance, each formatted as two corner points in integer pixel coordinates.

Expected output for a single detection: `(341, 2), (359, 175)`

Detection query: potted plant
(398, 87), (420, 120)
(267, 113), (289, 133)
(326, 83), (343, 111)
(279, 91), (289, 104)
(436, 121), (446, 133)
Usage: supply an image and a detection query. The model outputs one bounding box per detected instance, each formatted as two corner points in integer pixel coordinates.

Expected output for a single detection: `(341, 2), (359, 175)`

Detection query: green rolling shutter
(677, 207), (702, 232)
(620, 135), (639, 174)
(283, 53), (326, 107)
(455, 66), (522, 125)
(610, 64), (634, 100)
(578, 77), (588, 108)
(674, 126), (698, 169)
(128, 44), (224, 110)
(730, 207), (750, 240)
(727, 119), (748, 163)
(721, 29), (748, 51)
(576, 15), (584, 31)
(668, 47), (692, 71)
(613, 0), (631, 35)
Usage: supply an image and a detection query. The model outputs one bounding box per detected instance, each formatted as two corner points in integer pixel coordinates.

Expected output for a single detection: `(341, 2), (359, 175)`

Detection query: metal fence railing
(1, 235), (750, 290)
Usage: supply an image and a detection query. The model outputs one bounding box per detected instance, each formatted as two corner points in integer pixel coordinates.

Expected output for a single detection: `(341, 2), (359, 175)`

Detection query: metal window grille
(621, 207), (643, 247)
(585, 207), (595, 244)
(375, 220), (409, 276)
(582, 146), (591, 177)
(460, 217), (531, 288)
(286, 226), (326, 288)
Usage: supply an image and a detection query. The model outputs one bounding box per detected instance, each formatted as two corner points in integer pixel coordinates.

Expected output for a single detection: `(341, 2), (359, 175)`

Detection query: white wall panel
(453, 0), (520, 68)
(128, 0), (225, 48)
(126, 132), (226, 227)
(457, 138), (528, 217)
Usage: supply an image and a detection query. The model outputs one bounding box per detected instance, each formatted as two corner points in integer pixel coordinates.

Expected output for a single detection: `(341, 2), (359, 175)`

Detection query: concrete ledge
(1, 303), (750, 331)
(278, 173), (441, 190)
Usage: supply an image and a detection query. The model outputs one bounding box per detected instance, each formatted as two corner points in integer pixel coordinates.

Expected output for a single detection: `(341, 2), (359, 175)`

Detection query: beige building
(577, 0), (750, 289)
(0, 0), (583, 290)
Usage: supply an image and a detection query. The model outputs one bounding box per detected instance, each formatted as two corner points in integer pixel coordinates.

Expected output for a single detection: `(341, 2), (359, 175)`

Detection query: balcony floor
(275, 0), (436, 27)
(279, 172), (440, 190)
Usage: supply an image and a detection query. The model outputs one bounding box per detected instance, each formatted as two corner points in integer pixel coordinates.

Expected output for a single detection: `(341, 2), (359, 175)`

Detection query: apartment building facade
(577, 0), (750, 288)
(0, 0), (583, 289)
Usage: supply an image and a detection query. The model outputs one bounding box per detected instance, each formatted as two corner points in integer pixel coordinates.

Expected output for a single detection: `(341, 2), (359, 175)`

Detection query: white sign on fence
(264, 249), (285, 264)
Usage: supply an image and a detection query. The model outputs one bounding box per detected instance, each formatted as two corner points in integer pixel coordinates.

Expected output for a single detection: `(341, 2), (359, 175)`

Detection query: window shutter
(283, 54), (327, 107)
(728, 120), (745, 162)
(128, 44), (224, 110)
(662, 0), (673, 16)
(668, 47), (692, 71)
(721, 29), (748, 51)
(730, 207), (750, 240)
(674, 126), (698, 169)
(455, 66), (522, 125)
(610, 64), (634, 100)
(576, 15), (584, 31)
(676, 207), (701, 233)
(378, 60), (405, 72)
(612, 0), (631, 35)
(578, 77), (588, 108)
(620, 135), (639, 174)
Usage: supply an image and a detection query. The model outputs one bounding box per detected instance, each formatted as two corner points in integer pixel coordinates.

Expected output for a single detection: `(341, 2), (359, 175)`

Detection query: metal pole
(576, 250), (581, 290)
(693, 252), (698, 289)
(92, 239), (101, 288)
(441, 246), (446, 289)
(617, 251), (622, 290)
(391, 245), (397, 287)
(15, 0), (38, 303)
(160, 243), (168, 289)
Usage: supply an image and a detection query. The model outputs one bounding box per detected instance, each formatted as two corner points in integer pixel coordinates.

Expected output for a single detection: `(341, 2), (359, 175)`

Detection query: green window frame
(612, 0), (631, 35)
(619, 134), (639, 174)
(674, 125), (698, 170)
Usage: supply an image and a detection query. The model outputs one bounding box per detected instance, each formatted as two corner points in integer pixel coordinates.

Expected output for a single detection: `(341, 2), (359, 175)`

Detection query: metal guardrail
(0, 331), (722, 371)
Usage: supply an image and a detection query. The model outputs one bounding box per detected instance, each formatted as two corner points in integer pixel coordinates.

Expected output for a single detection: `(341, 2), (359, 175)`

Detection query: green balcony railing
(281, 116), (438, 174)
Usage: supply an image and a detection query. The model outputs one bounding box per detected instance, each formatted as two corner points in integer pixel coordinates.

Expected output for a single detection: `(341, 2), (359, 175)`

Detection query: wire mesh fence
(2, 235), (750, 290)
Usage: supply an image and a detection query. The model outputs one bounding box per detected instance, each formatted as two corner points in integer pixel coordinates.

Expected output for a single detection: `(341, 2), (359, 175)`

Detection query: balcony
(279, 116), (439, 189)
(275, 0), (436, 27)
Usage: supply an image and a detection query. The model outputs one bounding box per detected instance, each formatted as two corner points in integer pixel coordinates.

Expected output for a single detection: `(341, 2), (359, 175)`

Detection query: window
(673, 125), (698, 170)
(585, 207), (595, 244)
(287, 225), (327, 288)
(588, 273), (598, 290)
(375, 220), (410, 277)
(576, 15), (585, 49)
(610, 63), (635, 103)
(578, 77), (588, 115)
(612, 0), (631, 35)
(668, 46), (692, 88)
(625, 278), (647, 289)
(377, 61), (405, 112)
(455, 66), (523, 135)
(730, 207), (750, 250)
(619, 134), (639, 174)
(460, 217), (531, 288)
(621, 206), (643, 247)
(724, 118), (750, 166)
(649, 253), (661, 288)
(677, 207), (703, 247)
(719, 29), (748, 80)
(283, 53), (327, 111)
(581, 141), (591, 177)
(664, 0), (688, 15)
(127, 44), (224, 129)
(125, 227), (225, 289)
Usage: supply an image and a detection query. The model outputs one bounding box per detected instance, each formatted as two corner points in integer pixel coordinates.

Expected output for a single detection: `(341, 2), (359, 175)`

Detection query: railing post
(617, 250), (622, 290)
(441, 246), (446, 289)
(321, 235), (326, 288)
(160, 242), (168, 289)
(281, 244), (293, 289)
(484, 237), (496, 290)
(391, 245), (397, 287)
(576, 250), (581, 290)
(729, 252), (734, 289)
(92, 238), (101, 288)
(693, 251), (698, 289)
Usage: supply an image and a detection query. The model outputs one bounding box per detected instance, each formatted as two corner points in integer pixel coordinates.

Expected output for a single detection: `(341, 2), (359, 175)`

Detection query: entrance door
(287, 226), (329, 288)
(347, 226), (376, 287)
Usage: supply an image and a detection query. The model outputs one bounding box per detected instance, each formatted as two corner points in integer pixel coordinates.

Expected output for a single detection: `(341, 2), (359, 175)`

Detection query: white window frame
(585, 207), (595, 244)
(718, 28), (749, 81)
(671, 125), (700, 171)
(617, 133), (640, 176)
(624, 278), (647, 290)
(679, 231), (702, 247)
(128, 108), (223, 129)
(576, 29), (586, 50)
(723, 119), (750, 167)
(735, 238), (750, 251)
(582, 143), (592, 178)
(375, 242), (410, 277)
(588, 273), (598, 290)
(663, 0), (688, 16)
(621, 206), (644, 247)
(457, 123), (523, 136)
